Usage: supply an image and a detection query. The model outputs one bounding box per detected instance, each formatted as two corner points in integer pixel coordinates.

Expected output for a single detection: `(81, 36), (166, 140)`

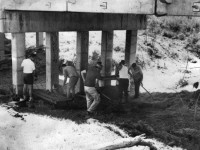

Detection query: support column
(125, 30), (138, 66)
(11, 33), (25, 95)
(46, 32), (59, 91)
(76, 31), (89, 93)
(36, 32), (43, 47)
(0, 33), (5, 61)
(101, 31), (113, 86)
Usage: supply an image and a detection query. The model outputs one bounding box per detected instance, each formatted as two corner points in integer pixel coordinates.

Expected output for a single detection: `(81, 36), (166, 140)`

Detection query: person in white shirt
(116, 60), (129, 103)
(21, 53), (37, 104)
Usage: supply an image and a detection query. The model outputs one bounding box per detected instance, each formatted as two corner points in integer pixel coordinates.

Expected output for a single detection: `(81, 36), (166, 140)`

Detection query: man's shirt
(63, 66), (79, 78)
(84, 66), (101, 87)
(119, 65), (129, 79)
(21, 58), (35, 73)
(129, 65), (143, 81)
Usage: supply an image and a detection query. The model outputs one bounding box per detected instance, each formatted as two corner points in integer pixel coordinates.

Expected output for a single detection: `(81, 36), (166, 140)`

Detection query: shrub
(171, 52), (179, 59)
(114, 46), (124, 52)
(148, 16), (200, 35)
(162, 30), (176, 38)
(177, 78), (188, 88)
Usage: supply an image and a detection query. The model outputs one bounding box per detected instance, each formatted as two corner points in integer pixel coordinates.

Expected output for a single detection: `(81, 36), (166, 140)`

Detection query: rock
(177, 33), (185, 40)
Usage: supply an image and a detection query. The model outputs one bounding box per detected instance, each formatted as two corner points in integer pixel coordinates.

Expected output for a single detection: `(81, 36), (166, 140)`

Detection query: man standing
(116, 60), (129, 103)
(81, 62), (103, 116)
(21, 53), (37, 107)
(62, 61), (79, 100)
(128, 63), (143, 98)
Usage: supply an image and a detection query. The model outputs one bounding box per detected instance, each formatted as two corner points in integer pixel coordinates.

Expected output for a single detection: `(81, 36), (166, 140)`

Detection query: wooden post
(11, 33), (25, 95)
(76, 31), (89, 93)
(101, 31), (113, 86)
(36, 32), (43, 47)
(46, 32), (59, 91)
(0, 33), (5, 61)
(125, 30), (138, 67)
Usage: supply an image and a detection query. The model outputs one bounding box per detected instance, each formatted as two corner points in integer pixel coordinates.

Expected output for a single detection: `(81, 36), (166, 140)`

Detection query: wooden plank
(0, 11), (146, 33)
(67, 0), (155, 14)
(157, 0), (200, 16)
(33, 89), (68, 105)
(0, 0), (155, 14)
(11, 33), (25, 95)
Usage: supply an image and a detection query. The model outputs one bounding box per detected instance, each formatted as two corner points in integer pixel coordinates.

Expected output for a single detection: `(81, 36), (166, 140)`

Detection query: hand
(95, 87), (101, 93)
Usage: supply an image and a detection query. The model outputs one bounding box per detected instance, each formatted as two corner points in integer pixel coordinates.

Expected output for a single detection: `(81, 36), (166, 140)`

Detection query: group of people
(21, 54), (143, 114)
(116, 60), (143, 103)
(80, 60), (143, 117)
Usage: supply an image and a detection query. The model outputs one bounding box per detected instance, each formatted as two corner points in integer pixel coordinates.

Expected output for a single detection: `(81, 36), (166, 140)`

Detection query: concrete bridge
(0, 0), (199, 95)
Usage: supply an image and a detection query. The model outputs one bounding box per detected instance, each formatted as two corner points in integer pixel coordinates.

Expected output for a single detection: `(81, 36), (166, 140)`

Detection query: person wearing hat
(81, 62), (103, 116)
(116, 60), (129, 103)
(21, 53), (37, 107)
(62, 60), (79, 100)
(128, 62), (143, 98)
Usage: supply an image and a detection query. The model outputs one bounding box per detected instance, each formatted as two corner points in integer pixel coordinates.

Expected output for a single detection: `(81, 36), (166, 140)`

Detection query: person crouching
(62, 61), (79, 100)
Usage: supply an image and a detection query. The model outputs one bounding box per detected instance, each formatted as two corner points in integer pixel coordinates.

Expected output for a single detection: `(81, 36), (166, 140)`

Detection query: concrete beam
(36, 32), (43, 47)
(101, 31), (113, 86)
(76, 31), (89, 93)
(67, 0), (155, 14)
(156, 0), (200, 16)
(0, 0), (155, 14)
(46, 32), (59, 91)
(125, 30), (138, 67)
(0, 33), (5, 61)
(11, 33), (25, 95)
(0, 0), (67, 11)
(0, 11), (146, 33)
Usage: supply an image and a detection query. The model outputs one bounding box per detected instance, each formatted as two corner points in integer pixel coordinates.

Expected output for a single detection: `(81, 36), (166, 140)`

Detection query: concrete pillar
(125, 30), (138, 67)
(11, 33), (25, 95)
(76, 31), (89, 93)
(36, 32), (43, 47)
(46, 32), (59, 91)
(101, 31), (113, 86)
(0, 33), (5, 61)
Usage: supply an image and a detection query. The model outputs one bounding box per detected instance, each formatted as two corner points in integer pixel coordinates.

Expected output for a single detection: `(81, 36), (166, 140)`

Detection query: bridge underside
(0, 0), (198, 98)
(0, 10), (146, 96)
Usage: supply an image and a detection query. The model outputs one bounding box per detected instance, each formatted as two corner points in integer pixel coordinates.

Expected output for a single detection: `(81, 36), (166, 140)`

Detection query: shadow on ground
(1, 86), (200, 150)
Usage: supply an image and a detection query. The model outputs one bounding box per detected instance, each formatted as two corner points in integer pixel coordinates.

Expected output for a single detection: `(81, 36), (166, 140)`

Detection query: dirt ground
(1, 31), (200, 150)
(0, 67), (200, 150)
(3, 85), (198, 150)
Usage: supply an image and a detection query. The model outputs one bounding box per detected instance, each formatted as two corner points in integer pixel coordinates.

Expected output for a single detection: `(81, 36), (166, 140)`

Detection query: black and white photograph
(0, 0), (200, 149)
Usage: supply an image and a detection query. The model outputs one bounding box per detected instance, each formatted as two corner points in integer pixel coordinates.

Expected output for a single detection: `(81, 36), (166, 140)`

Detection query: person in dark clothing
(128, 63), (143, 98)
(81, 62), (103, 116)
(62, 61), (79, 100)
